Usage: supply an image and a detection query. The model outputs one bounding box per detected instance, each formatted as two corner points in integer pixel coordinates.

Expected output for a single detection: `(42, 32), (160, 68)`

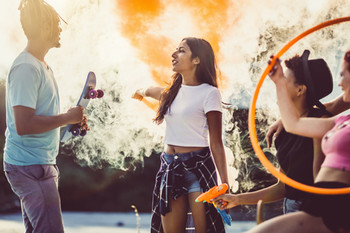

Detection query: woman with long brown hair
(133, 37), (229, 233)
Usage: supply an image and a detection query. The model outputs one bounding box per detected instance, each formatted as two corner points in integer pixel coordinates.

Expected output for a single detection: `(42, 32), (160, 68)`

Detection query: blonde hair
(18, 0), (66, 40)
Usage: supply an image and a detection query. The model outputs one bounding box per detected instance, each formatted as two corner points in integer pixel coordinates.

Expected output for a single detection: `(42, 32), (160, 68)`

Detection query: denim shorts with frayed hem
(162, 149), (203, 193)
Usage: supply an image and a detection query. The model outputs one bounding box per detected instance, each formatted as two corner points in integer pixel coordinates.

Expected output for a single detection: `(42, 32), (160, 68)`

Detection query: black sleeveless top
(275, 108), (325, 201)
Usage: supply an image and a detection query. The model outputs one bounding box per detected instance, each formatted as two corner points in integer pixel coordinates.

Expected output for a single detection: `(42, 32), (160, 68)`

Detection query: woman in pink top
(243, 50), (350, 233)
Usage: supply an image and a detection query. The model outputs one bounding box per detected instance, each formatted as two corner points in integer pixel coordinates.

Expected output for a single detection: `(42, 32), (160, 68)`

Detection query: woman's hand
(268, 56), (284, 83)
(212, 194), (240, 210)
(266, 119), (283, 148)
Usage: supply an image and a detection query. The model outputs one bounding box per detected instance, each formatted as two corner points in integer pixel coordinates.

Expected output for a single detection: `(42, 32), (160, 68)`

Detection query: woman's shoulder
(184, 83), (220, 97)
(202, 83), (219, 89)
(198, 83), (220, 94)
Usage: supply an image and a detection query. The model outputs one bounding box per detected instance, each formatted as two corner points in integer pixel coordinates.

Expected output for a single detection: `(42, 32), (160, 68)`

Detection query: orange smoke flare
(115, 0), (232, 89)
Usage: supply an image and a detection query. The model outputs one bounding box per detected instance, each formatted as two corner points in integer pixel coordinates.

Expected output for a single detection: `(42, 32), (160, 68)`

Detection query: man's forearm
(16, 113), (70, 135)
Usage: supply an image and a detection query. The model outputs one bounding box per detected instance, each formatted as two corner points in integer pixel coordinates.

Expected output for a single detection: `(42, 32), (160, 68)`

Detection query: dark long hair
(154, 37), (218, 124)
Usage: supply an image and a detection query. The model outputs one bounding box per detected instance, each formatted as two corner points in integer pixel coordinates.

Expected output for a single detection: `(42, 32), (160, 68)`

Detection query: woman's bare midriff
(165, 144), (205, 154)
(315, 167), (350, 185)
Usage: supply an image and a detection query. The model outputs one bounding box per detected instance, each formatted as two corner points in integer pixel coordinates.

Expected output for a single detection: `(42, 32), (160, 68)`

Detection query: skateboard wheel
(97, 89), (104, 98)
(70, 127), (80, 136)
(89, 89), (97, 99)
(80, 129), (87, 136)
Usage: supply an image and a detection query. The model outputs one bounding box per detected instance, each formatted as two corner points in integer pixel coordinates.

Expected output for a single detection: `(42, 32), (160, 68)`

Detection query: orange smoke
(115, 0), (233, 89)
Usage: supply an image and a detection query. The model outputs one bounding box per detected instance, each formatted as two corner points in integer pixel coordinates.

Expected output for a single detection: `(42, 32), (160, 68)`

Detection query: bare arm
(207, 111), (229, 186)
(213, 180), (285, 210)
(13, 105), (83, 135)
(269, 60), (335, 138)
(132, 87), (164, 101)
(324, 94), (350, 115)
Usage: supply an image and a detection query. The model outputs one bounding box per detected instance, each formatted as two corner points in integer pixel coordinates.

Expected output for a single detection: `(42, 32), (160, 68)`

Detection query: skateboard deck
(60, 71), (102, 142)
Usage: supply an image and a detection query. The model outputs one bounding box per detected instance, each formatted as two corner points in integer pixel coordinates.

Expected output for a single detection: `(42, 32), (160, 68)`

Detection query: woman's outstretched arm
(132, 87), (164, 101)
(213, 179), (285, 210)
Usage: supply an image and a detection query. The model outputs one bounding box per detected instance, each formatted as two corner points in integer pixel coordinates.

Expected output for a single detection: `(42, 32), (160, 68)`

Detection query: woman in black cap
(242, 50), (350, 233)
(213, 50), (333, 214)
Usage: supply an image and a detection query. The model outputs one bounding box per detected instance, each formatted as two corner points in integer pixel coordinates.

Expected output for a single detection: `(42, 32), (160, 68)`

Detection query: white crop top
(163, 83), (222, 147)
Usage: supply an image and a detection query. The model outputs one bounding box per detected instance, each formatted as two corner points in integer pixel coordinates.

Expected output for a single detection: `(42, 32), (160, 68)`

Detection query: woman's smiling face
(171, 40), (197, 74)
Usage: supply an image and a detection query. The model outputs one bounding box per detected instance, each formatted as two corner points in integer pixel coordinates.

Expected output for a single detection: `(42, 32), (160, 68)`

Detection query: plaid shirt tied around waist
(151, 147), (226, 233)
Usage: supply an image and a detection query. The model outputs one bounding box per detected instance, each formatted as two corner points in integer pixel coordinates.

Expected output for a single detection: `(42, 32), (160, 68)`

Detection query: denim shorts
(162, 150), (202, 193)
(283, 198), (302, 214)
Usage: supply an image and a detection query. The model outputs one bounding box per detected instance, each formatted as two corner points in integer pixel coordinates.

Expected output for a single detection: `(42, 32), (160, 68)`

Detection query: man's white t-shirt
(164, 83), (222, 147)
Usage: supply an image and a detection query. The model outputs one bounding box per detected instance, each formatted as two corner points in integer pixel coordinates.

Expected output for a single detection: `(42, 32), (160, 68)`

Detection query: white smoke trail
(50, 1), (165, 168)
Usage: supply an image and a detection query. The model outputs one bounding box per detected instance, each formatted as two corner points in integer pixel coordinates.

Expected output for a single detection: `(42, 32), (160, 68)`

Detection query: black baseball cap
(301, 50), (333, 113)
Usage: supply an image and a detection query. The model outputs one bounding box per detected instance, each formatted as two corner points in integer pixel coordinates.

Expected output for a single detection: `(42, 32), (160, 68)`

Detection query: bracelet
(139, 88), (147, 97)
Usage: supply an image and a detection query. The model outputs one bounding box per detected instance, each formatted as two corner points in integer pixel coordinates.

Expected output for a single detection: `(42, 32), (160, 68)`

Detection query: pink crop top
(321, 115), (350, 171)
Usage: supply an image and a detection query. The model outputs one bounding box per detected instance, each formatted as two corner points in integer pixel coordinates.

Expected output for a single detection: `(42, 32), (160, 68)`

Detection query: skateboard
(60, 71), (103, 142)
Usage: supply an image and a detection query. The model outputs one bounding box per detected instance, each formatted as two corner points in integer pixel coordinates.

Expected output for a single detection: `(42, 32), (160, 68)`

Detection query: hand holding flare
(195, 183), (232, 225)
(268, 55), (284, 82)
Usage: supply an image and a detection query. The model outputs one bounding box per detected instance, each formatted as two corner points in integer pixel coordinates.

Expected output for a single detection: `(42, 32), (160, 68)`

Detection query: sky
(0, 0), (349, 189)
